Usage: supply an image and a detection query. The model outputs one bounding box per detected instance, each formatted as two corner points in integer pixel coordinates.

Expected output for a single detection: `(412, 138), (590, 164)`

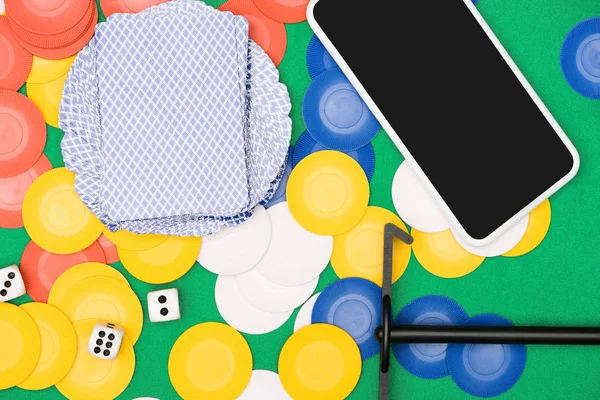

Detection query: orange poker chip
(0, 90), (46, 177)
(253, 0), (309, 24)
(20, 240), (106, 302)
(98, 233), (120, 264)
(7, 0), (95, 50)
(5, 0), (90, 36)
(219, 0), (287, 66)
(0, 155), (52, 229)
(0, 16), (32, 90)
(100, 0), (167, 18)
(15, 2), (98, 60)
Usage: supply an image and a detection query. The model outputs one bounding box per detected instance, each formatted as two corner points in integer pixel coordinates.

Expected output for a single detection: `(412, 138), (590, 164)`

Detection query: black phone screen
(313, 0), (576, 239)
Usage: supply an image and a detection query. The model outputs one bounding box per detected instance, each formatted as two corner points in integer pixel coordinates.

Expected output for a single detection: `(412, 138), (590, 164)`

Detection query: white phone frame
(307, 0), (580, 246)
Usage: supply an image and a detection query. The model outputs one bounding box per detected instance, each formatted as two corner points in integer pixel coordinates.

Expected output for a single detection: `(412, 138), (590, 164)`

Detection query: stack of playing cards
(59, 0), (291, 236)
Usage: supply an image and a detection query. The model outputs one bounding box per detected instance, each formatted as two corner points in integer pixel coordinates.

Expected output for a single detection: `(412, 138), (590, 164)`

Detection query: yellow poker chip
(279, 324), (361, 400)
(0, 303), (41, 390)
(331, 206), (412, 286)
(287, 150), (369, 236)
(103, 227), (169, 251)
(26, 70), (68, 128)
(169, 322), (253, 400)
(52, 275), (143, 344)
(48, 262), (129, 307)
(22, 168), (104, 255)
(26, 55), (76, 84)
(56, 319), (135, 400)
(118, 236), (202, 284)
(18, 303), (77, 391)
(503, 200), (552, 257)
(412, 229), (485, 278)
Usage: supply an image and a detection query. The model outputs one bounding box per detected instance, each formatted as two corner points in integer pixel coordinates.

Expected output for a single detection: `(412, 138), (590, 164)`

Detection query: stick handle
(376, 325), (600, 345)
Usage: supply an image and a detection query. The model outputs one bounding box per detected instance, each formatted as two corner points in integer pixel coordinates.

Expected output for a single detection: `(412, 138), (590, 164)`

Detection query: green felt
(3, 0), (600, 398)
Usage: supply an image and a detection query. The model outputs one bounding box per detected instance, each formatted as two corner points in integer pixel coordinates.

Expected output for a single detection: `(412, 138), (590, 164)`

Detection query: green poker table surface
(3, 0), (600, 398)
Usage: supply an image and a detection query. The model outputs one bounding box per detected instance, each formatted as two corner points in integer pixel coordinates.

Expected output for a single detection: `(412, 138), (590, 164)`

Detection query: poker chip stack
(16, 166), (111, 303)
(393, 295), (527, 398)
(0, 260), (141, 397)
(198, 201), (367, 398)
(309, 277), (383, 360)
(219, 0), (312, 67)
(0, 16), (31, 90)
(561, 17), (600, 100)
(0, 302), (76, 392)
(4, 0), (98, 60)
(301, 35), (380, 171)
(267, 35), (380, 213)
(199, 203), (331, 335)
(0, 90), (49, 229)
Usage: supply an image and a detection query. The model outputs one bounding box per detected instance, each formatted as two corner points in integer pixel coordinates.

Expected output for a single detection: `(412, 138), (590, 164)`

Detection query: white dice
(88, 322), (124, 360)
(148, 288), (180, 322)
(0, 265), (26, 303)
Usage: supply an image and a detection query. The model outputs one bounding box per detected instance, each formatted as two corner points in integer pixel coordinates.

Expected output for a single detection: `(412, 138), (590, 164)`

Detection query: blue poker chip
(292, 131), (375, 181)
(303, 67), (381, 152)
(265, 146), (294, 208)
(392, 295), (469, 379)
(306, 35), (338, 79)
(311, 277), (382, 360)
(561, 18), (600, 99)
(447, 314), (527, 398)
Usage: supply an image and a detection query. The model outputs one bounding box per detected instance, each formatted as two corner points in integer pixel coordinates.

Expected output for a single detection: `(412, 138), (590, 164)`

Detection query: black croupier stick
(377, 223), (600, 400)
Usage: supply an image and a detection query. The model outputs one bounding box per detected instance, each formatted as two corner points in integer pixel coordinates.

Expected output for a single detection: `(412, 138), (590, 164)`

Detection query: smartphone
(307, 0), (579, 246)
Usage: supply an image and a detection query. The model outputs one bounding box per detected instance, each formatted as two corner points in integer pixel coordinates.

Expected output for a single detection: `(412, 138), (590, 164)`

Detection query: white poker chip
(256, 202), (333, 286)
(237, 267), (318, 313)
(293, 292), (321, 332)
(237, 370), (292, 400)
(391, 161), (449, 233)
(451, 215), (529, 257)
(215, 275), (292, 335)
(198, 206), (272, 275)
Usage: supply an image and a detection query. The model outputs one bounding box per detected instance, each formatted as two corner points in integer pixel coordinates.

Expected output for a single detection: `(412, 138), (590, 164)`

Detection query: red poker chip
(0, 90), (47, 177)
(20, 240), (107, 302)
(98, 233), (120, 264)
(5, 0), (90, 36)
(0, 16), (32, 90)
(0, 155), (52, 229)
(7, 0), (94, 50)
(15, 1), (98, 60)
(219, 0), (287, 66)
(253, 0), (309, 24)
